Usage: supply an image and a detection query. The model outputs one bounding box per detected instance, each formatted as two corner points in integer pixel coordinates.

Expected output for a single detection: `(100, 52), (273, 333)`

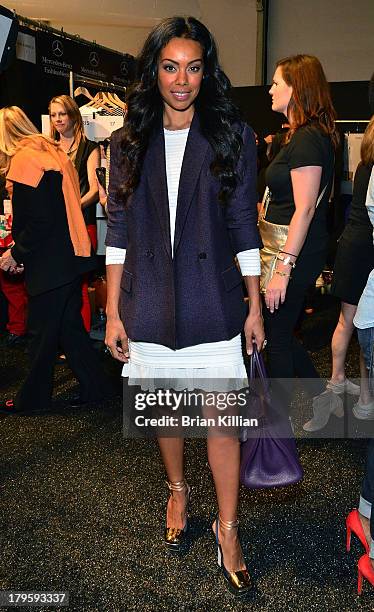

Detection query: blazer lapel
(146, 126), (172, 259)
(173, 114), (209, 254)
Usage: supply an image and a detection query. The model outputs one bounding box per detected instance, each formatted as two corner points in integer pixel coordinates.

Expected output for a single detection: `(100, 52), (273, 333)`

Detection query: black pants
(262, 253), (326, 408)
(16, 278), (110, 412)
(362, 439), (374, 546)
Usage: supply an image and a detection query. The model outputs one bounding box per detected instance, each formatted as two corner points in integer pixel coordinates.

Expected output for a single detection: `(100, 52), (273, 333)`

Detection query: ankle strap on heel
(166, 479), (188, 492)
(218, 515), (239, 530)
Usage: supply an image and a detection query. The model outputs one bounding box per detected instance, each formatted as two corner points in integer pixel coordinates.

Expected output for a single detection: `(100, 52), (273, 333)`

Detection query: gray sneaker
(303, 391), (344, 432)
(353, 401), (374, 420)
(326, 378), (360, 396)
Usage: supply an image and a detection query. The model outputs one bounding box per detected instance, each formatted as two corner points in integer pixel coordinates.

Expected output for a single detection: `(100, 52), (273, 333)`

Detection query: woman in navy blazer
(105, 16), (264, 597)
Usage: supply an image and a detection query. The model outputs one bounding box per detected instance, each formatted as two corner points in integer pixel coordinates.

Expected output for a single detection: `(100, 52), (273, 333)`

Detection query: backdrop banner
(35, 28), (135, 86)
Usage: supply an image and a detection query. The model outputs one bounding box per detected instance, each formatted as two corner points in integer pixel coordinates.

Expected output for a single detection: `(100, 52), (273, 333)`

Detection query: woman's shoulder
(354, 161), (373, 185)
(294, 124), (332, 147)
(288, 123), (333, 157)
(8, 137), (49, 185)
(84, 138), (100, 154)
(231, 120), (254, 138)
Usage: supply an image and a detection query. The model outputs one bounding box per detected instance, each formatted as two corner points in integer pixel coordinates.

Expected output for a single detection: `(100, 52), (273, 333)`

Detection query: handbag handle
(248, 344), (269, 422)
(249, 344), (267, 382)
(249, 344), (270, 396)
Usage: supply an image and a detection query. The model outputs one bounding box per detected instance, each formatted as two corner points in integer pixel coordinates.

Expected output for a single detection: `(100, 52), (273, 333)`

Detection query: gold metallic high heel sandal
(214, 514), (253, 597)
(164, 479), (191, 550)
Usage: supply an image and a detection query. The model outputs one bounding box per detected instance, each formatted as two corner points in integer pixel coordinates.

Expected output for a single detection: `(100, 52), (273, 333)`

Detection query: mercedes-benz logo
(120, 60), (128, 76)
(89, 51), (99, 68)
(52, 40), (63, 57)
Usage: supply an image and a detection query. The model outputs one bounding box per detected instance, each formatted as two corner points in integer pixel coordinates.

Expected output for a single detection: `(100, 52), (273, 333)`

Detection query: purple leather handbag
(240, 346), (303, 489)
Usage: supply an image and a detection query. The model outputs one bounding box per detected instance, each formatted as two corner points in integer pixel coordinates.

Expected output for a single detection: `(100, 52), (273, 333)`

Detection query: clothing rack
(69, 71), (127, 97)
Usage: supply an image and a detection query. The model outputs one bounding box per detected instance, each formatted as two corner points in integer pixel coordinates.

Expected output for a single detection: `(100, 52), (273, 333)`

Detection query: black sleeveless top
(73, 138), (99, 226)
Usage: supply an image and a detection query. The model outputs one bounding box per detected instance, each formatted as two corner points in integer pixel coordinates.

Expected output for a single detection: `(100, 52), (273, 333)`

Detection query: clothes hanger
(101, 91), (118, 109)
(74, 86), (93, 100)
(97, 92), (115, 113)
(109, 92), (127, 111)
(84, 92), (113, 113)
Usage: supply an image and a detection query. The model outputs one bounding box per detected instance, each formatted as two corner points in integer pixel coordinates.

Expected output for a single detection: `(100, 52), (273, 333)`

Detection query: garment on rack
(78, 112), (124, 255)
(78, 103), (125, 118)
(344, 133), (364, 180)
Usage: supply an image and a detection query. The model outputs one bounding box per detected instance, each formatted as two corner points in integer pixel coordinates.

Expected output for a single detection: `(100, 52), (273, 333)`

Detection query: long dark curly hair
(120, 16), (242, 205)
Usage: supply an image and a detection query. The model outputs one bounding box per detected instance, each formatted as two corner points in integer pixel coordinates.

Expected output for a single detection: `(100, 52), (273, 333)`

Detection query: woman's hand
(0, 249), (17, 272)
(105, 315), (129, 362)
(244, 311), (265, 354)
(97, 179), (108, 208)
(265, 273), (289, 313)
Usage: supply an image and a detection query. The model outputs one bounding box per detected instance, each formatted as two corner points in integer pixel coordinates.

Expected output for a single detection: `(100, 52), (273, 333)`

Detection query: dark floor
(0, 294), (373, 611)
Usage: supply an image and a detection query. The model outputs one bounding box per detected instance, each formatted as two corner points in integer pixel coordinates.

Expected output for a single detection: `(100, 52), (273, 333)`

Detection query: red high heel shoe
(358, 554), (374, 595)
(346, 510), (370, 553)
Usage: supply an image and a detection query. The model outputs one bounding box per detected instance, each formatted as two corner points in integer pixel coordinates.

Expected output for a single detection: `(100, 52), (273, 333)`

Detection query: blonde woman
(0, 106), (110, 415)
(49, 95), (100, 331)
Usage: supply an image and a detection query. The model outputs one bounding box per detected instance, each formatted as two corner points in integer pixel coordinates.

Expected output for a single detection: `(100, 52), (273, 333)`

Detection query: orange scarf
(6, 135), (91, 257)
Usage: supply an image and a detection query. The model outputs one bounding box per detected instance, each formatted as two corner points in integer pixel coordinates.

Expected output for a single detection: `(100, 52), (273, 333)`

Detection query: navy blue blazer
(105, 114), (262, 350)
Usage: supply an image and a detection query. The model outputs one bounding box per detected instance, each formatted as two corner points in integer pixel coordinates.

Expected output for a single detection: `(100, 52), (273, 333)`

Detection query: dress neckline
(163, 127), (190, 134)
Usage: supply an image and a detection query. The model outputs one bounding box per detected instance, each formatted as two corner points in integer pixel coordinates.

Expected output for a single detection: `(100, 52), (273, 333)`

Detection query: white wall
(267, 0), (374, 83)
(198, 0), (258, 86)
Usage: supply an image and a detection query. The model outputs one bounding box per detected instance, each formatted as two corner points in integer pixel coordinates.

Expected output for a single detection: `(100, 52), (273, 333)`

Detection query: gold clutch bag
(258, 185), (327, 294)
(258, 188), (289, 294)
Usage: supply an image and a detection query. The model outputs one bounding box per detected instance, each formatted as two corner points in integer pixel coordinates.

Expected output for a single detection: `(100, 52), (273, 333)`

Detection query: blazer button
(146, 250), (154, 258)
(198, 252), (207, 259)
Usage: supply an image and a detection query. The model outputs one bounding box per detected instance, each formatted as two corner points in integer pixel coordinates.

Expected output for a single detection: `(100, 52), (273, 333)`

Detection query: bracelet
(276, 253), (296, 268)
(280, 250), (298, 258)
(274, 270), (291, 278)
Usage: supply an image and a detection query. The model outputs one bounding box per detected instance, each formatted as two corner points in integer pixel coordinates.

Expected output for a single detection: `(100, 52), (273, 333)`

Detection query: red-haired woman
(260, 55), (340, 426)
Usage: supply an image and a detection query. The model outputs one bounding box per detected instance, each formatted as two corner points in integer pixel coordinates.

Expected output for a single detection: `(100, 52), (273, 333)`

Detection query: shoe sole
(353, 408), (374, 421)
(303, 402), (344, 432)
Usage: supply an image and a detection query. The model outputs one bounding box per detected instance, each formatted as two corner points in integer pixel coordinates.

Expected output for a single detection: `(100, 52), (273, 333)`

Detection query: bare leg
(359, 512), (371, 547)
(158, 437), (187, 529)
(358, 351), (373, 406)
(330, 302), (357, 383)
(358, 512), (374, 568)
(207, 435), (246, 572)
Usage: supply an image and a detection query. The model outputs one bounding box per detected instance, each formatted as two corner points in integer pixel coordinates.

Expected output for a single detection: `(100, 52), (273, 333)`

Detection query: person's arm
(225, 125), (264, 351)
(104, 129), (129, 361)
(81, 147), (100, 209)
(0, 248), (18, 272)
(9, 177), (55, 264)
(97, 181), (108, 210)
(225, 124), (263, 254)
(264, 165), (322, 313)
(244, 275), (265, 354)
(105, 129), (128, 249)
(236, 250), (264, 353)
(105, 258), (129, 363)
